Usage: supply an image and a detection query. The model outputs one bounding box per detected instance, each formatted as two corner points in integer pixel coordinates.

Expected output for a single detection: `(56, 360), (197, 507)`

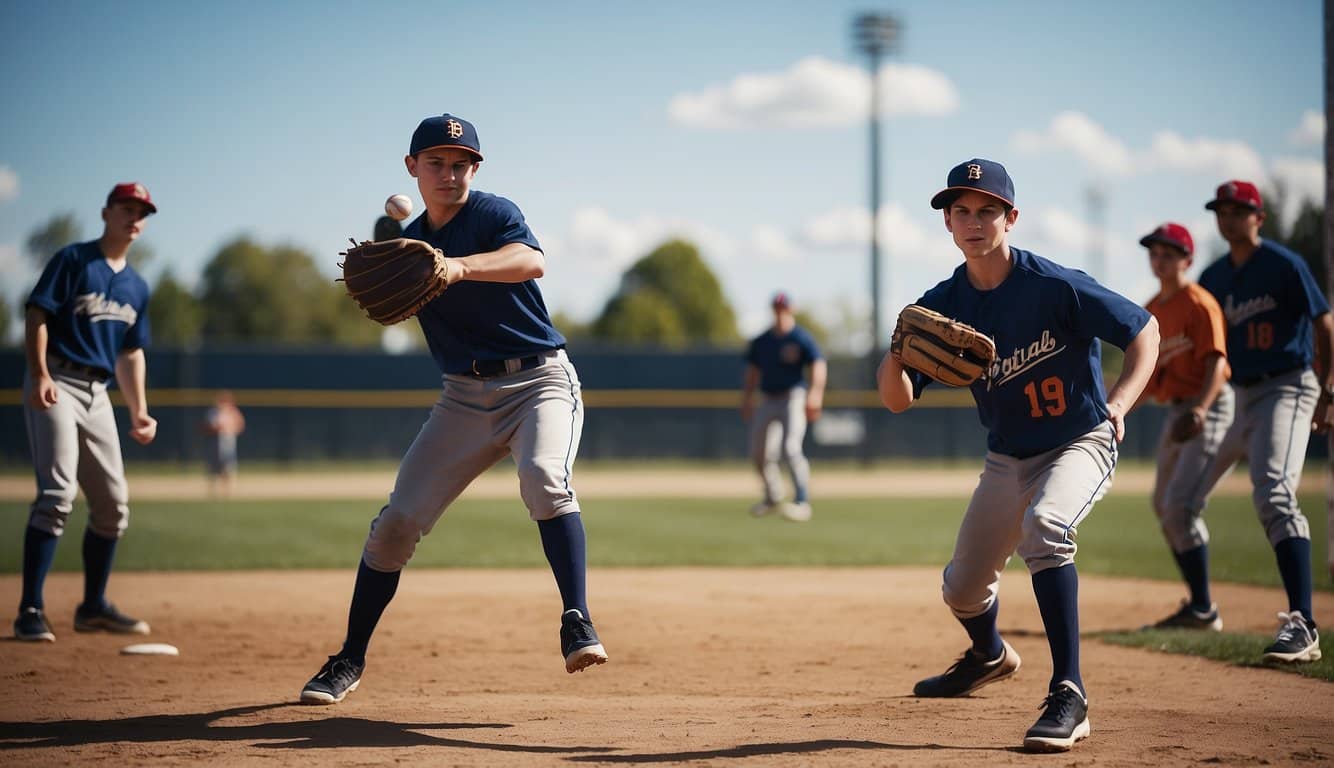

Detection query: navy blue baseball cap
(410, 113), (484, 161)
(930, 158), (1015, 210)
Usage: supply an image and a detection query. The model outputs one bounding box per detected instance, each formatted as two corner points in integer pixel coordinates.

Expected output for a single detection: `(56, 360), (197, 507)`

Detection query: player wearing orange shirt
(1137, 223), (1233, 630)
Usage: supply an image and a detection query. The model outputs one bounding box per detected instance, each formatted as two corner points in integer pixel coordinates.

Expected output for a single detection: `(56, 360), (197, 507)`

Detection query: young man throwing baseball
(15, 183), (159, 642)
(877, 159), (1159, 752)
(300, 113), (606, 705)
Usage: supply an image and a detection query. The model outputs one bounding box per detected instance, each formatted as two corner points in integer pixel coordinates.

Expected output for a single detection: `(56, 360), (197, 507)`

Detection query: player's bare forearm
(1314, 311), (1334, 388)
(115, 348), (150, 418)
(876, 350), (914, 413)
(24, 306), (52, 378)
(1193, 353), (1228, 413)
(1105, 317), (1160, 439)
(741, 366), (759, 420)
(448, 242), (544, 284)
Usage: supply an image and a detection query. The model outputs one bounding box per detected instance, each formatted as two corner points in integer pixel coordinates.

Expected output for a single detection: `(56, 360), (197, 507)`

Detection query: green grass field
(1, 492), (1329, 585)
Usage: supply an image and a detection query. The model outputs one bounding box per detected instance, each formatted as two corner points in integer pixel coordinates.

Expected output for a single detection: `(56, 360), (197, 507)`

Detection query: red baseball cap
(1139, 222), (1194, 255)
(106, 182), (157, 214)
(771, 291), (792, 309)
(1204, 180), (1262, 212)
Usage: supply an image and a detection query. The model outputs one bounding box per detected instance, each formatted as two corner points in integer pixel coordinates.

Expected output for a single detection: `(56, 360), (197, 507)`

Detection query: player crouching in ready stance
(877, 159), (1159, 752)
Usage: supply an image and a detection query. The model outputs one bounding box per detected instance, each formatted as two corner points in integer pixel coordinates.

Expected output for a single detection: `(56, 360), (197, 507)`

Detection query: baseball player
(300, 113), (606, 705)
(1192, 180), (1331, 664)
(741, 291), (826, 522)
(14, 182), (159, 642)
(876, 159), (1159, 752)
(1136, 223), (1234, 631)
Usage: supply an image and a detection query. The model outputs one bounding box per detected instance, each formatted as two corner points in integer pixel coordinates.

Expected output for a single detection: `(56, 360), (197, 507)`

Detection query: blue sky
(0, 0), (1323, 351)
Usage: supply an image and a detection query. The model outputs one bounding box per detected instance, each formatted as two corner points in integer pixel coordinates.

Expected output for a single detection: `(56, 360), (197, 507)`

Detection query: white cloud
(667, 56), (958, 130)
(1026, 206), (1094, 254)
(0, 167), (18, 203)
(1289, 110), (1325, 146)
(1142, 131), (1267, 182)
(1011, 111), (1134, 176)
(748, 225), (800, 262)
(1270, 156), (1324, 207)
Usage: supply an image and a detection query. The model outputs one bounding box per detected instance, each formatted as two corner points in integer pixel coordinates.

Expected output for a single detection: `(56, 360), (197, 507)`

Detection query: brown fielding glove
(1168, 409), (1204, 443)
(891, 304), (997, 387)
(338, 237), (450, 325)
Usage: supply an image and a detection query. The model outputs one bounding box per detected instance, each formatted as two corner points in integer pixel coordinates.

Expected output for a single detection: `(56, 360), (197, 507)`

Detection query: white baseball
(385, 194), (413, 221)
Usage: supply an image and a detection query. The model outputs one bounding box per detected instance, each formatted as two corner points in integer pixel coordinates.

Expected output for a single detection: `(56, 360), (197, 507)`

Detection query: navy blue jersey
(26, 241), (151, 373)
(910, 248), (1150, 458)
(747, 326), (822, 394)
(401, 191), (566, 374)
(1197, 239), (1330, 382)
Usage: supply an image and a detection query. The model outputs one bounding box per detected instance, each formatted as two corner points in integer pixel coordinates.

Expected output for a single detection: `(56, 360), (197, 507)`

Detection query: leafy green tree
(25, 213), (81, 265)
(550, 310), (592, 345)
(148, 271), (203, 348)
(0, 293), (13, 347)
(591, 239), (739, 346)
(1258, 184), (1324, 290)
(198, 237), (379, 345)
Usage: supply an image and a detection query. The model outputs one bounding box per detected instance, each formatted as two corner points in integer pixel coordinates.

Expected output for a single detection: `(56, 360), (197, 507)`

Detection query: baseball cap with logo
(930, 158), (1015, 210)
(1139, 222), (1194, 256)
(410, 113), (484, 161)
(106, 182), (157, 214)
(1204, 180), (1263, 212)
(771, 291), (792, 309)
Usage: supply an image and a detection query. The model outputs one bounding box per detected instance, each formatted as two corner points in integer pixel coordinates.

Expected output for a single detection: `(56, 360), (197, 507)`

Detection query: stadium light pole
(853, 12), (900, 360)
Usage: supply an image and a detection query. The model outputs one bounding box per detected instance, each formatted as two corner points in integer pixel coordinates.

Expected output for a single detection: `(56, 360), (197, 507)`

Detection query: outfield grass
(1103, 629), (1333, 681)
(1, 492), (1328, 587)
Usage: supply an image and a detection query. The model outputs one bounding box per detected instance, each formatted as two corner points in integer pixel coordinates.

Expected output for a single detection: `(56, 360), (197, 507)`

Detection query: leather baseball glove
(338, 237), (451, 325)
(891, 304), (997, 387)
(1168, 409), (1204, 443)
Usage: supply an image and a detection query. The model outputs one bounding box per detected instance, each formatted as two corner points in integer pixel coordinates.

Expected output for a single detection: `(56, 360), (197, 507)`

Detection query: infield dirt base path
(2, 568), (1331, 767)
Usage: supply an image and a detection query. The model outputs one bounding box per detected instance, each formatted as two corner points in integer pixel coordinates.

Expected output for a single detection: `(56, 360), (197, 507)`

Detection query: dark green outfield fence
(0, 345), (1196, 466)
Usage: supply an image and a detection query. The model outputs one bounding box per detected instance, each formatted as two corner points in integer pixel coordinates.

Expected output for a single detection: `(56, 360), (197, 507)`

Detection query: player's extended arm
(806, 358), (827, 422)
(1311, 311), (1334, 432)
(1104, 316), (1160, 442)
(115, 348), (158, 446)
(1190, 352), (1228, 418)
(23, 305), (58, 409)
(446, 242), (544, 284)
(741, 365), (760, 422)
(875, 349), (915, 413)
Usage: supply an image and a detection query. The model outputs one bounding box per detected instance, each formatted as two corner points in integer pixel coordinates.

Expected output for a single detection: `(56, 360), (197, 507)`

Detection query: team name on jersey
(990, 329), (1065, 386)
(1222, 294), (1277, 327)
(74, 292), (138, 325)
(1156, 334), (1194, 368)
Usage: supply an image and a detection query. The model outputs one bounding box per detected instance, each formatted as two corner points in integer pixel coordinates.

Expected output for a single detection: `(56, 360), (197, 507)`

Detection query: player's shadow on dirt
(563, 738), (1009, 762)
(0, 702), (615, 755)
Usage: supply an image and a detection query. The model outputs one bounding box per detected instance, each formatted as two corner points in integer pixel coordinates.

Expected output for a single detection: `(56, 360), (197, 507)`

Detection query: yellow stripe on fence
(0, 387), (977, 409)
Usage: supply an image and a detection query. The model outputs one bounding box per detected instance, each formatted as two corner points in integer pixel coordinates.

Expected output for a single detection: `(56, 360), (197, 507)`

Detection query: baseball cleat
(560, 609), (608, 673)
(913, 639), (1020, 698)
(1262, 611), (1322, 663)
(73, 602), (150, 635)
(1023, 681), (1090, 753)
(779, 502), (812, 522)
(14, 607), (56, 642)
(1142, 600), (1222, 631)
(301, 655), (364, 704)
(749, 501), (776, 518)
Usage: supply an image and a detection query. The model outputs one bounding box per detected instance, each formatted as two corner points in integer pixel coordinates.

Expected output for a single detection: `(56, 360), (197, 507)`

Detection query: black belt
(465, 354), (547, 379)
(48, 354), (110, 382)
(1233, 365), (1305, 387)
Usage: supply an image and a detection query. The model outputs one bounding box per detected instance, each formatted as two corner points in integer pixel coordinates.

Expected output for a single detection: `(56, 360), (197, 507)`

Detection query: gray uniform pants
(941, 423), (1116, 620)
(1152, 387), (1236, 552)
(1198, 369), (1317, 546)
(363, 350), (584, 572)
(23, 370), (130, 539)
(749, 387), (810, 505)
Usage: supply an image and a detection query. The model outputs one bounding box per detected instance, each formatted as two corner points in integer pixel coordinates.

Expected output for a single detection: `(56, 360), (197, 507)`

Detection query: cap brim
(108, 197), (157, 214)
(930, 186), (1014, 210)
(412, 143), (484, 161)
(1139, 234), (1189, 254)
(1204, 199), (1258, 212)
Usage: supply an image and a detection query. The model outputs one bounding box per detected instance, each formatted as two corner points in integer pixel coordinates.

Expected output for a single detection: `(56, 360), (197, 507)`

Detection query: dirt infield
(2, 568), (1331, 766)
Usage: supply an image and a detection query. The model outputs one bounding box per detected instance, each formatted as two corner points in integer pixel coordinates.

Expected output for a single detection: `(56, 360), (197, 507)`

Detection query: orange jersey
(1144, 282), (1230, 402)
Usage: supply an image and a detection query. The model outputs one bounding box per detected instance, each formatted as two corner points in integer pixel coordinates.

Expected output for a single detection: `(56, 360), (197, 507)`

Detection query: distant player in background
(201, 390), (246, 499)
(1135, 223), (1234, 631)
(877, 159), (1159, 752)
(1194, 180), (1332, 664)
(300, 113), (606, 705)
(741, 291), (826, 522)
(14, 182), (159, 642)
